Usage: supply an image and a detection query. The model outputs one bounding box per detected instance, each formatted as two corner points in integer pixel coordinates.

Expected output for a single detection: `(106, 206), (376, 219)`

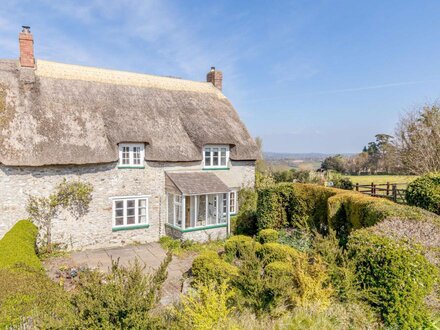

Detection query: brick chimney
(207, 66), (222, 90)
(19, 26), (35, 68)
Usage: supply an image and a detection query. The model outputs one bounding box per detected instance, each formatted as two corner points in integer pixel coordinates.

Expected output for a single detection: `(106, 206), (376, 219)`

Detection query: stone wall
(0, 160), (255, 250)
(164, 224), (227, 242)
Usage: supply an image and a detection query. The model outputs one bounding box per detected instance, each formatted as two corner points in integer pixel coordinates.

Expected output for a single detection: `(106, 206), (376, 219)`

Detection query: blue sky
(1, 1), (439, 153)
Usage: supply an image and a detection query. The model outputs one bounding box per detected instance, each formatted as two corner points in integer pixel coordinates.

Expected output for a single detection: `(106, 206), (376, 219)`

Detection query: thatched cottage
(0, 27), (258, 250)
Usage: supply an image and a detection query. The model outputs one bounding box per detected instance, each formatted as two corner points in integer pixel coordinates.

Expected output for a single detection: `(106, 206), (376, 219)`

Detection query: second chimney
(207, 66), (223, 90)
(19, 26), (35, 68)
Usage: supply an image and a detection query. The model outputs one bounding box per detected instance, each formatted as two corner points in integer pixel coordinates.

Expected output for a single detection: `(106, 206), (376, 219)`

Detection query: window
(222, 191), (237, 215)
(230, 191), (237, 214)
(112, 196), (149, 228)
(118, 143), (145, 167)
(203, 145), (229, 168)
(174, 195), (182, 227)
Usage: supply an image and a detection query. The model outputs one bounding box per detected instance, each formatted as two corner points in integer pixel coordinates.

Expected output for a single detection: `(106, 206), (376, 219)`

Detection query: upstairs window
(118, 143), (144, 167)
(203, 145), (229, 169)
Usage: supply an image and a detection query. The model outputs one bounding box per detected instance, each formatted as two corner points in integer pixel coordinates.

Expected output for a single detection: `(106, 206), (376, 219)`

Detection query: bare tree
(395, 104), (440, 174)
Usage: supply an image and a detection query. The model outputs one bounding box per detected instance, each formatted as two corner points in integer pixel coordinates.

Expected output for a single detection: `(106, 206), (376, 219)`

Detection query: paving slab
(43, 242), (195, 305)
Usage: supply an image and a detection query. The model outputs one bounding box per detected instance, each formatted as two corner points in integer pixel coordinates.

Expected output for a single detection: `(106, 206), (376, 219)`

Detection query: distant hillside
(263, 152), (355, 171)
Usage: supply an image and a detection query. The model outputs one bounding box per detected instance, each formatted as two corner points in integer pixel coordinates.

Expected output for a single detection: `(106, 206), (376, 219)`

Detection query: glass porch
(167, 193), (230, 230)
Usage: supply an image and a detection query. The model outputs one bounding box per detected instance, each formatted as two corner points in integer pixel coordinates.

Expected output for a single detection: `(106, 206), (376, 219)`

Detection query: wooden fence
(354, 182), (407, 204)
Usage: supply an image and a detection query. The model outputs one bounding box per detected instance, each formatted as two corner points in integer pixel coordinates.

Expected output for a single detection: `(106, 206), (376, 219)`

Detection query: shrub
(257, 242), (302, 265)
(234, 188), (258, 236)
(175, 280), (235, 330)
(264, 261), (292, 279)
(224, 235), (257, 258)
(0, 220), (41, 270)
(257, 229), (279, 244)
(256, 187), (288, 230)
(406, 173), (440, 214)
(192, 251), (239, 284)
(0, 267), (75, 328)
(348, 230), (437, 329)
(159, 236), (181, 252)
(71, 254), (171, 328)
(0, 221), (74, 328)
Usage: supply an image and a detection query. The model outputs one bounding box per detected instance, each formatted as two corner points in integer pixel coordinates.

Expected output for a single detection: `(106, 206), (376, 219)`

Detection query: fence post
(386, 182), (390, 196)
(392, 184), (397, 202)
(371, 182), (374, 195)
(355, 183), (359, 192)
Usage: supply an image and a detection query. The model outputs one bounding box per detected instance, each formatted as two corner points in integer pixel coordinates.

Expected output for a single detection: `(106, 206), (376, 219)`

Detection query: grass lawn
(346, 175), (418, 186)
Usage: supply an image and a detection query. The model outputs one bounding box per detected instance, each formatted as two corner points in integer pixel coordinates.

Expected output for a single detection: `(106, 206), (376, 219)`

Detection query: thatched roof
(0, 60), (258, 166)
(166, 172), (230, 195)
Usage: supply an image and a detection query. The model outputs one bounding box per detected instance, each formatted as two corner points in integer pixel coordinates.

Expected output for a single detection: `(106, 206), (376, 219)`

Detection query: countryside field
(347, 175), (418, 185)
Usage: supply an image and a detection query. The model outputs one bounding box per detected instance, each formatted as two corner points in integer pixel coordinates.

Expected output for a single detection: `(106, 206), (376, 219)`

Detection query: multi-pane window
(230, 191), (237, 214)
(222, 191), (237, 215)
(112, 196), (149, 228)
(203, 145), (229, 168)
(118, 143), (144, 167)
(174, 195), (182, 227)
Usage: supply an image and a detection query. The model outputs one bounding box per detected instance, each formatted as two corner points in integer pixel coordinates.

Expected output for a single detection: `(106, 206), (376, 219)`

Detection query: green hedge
(0, 220), (41, 270)
(406, 173), (440, 214)
(256, 183), (439, 242)
(348, 230), (437, 329)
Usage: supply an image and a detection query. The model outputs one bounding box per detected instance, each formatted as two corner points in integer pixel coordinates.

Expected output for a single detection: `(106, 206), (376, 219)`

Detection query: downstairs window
(112, 196), (149, 228)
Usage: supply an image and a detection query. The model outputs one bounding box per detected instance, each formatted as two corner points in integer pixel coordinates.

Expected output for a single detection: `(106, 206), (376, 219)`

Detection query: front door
(185, 196), (191, 228)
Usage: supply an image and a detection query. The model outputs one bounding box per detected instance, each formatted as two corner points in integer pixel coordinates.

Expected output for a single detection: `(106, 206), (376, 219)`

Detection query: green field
(346, 175), (418, 186)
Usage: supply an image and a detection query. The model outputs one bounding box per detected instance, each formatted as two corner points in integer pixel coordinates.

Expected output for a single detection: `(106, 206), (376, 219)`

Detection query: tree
(320, 155), (346, 173)
(396, 104), (440, 174)
(26, 179), (93, 252)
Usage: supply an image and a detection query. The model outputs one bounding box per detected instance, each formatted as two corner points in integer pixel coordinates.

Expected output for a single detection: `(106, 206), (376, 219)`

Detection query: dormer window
(203, 145), (229, 169)
(118, 143), (145, 168)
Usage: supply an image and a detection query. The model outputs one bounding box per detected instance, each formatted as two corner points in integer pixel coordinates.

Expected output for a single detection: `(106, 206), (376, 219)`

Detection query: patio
(43, 243), (195, 305)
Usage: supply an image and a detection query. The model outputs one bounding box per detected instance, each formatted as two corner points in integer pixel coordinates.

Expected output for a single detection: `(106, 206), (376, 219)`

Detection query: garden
(1, 174), (440, 329)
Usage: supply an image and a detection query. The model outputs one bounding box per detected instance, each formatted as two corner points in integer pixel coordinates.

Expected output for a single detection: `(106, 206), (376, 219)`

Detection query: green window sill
(112, 224), (150, 232)
(165, 223), (227, 233)
(117, 166), (145, 169)
(202, 167), (230, 171)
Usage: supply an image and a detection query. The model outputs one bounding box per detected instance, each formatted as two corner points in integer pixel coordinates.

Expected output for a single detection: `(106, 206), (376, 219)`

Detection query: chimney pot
(207, 66), (223, 91)
(19, 25), (35, 68)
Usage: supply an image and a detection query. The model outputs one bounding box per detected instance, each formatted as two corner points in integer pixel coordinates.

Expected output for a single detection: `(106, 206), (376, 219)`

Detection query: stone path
(43, 243), (195, 305)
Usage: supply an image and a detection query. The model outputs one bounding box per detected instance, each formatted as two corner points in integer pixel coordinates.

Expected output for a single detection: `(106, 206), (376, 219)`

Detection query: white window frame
(118, 143), (145, 167)
(229, 190), (238, 214)
(203, 145), (229, 169)
(111, 195), (149, 228)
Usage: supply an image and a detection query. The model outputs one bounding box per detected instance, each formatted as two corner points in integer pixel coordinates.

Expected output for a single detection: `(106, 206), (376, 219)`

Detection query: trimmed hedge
(0, 220), (41, 270)
(256, 183), (439, 243)
(348, 230), (437, 329)
(257, 229), (278, 244)
(406, 173), (440, 214)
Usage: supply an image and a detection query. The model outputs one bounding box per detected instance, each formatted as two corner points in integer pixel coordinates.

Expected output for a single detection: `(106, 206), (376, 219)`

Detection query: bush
(0, 267), (75, 328)
(257, 242), (301, 265)
(224, 235), (255, 258)
(406, 173), (440, 214)
(234, 188), (258, 236)
(0, 220), (41, 270)
(192, 251), (239, 284)
(71, 255), (171, 328)
(257, 229), (279, 244)
(159, 236), (181, 252)
(174, 280), (235, 330)
(348, 230), (437, 329)
(264, 261), (292, 279)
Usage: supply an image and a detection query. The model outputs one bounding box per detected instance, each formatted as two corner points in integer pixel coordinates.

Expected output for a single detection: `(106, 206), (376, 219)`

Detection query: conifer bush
(348, 230), (437, 329)
(192, 251), (239, 284)
(257, 228), (279, 244)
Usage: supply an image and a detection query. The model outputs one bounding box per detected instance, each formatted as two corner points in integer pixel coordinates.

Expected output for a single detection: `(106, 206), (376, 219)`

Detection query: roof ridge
(35, 59), (224, 95)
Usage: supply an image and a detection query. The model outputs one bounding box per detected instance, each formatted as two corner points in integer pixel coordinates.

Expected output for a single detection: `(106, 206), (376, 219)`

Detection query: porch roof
(165, 172), (230, 195)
